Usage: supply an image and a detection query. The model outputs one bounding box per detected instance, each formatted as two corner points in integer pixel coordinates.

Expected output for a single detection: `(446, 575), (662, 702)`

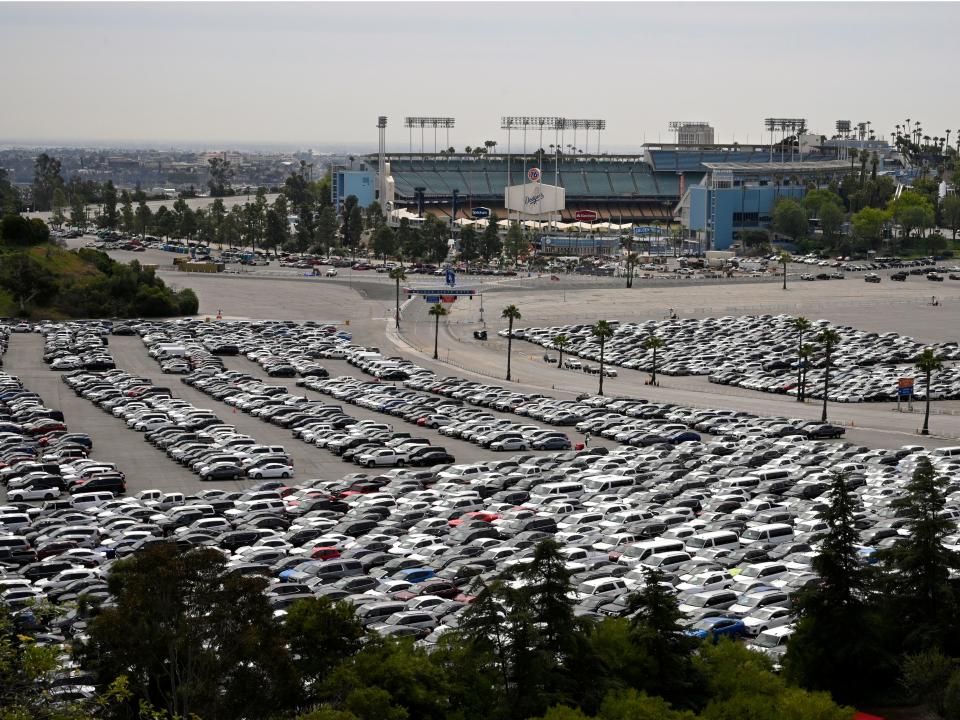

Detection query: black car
(409, 449), (455, 467)
(804, 424), (845, 439)
(890, 272), (907, 281)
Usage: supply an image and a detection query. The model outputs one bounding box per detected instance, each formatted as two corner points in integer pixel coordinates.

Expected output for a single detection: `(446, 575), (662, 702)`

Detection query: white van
(582, 475), (634, 493)
(532, 481), (584, 499)
(718, 476), (760, 491)
(739, 523), (795, 547)
(618, 538), (686, 566)
(685, 530), (740, 554)
(71, 491), (115, 510)
(640, 551), (692, 573)
(933, 446), (960, 458)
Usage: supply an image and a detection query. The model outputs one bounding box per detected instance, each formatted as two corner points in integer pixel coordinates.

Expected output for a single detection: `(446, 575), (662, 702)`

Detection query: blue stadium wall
(688, 185), (806, 250)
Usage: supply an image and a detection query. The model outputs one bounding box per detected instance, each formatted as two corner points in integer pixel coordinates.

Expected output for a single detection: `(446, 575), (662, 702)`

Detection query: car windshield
(753, 632), (787, 648)
(740, 593), (781, 609)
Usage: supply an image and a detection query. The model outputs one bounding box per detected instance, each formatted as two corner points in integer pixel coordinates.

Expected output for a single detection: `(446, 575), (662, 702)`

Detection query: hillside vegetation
(0, 234), (198, 320)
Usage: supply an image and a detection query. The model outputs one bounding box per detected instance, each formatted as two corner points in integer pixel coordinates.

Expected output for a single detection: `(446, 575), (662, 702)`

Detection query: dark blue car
(667, 431), (701, 444)
(684, 616), (746, 642)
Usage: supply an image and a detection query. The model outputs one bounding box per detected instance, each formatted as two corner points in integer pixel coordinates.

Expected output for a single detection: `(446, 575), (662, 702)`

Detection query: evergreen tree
(626, 570), (703, 708)
(422, 214), (450, 263)
(458, 224), (480, 263)
(314, 205), (337, 254)
(371, 224), (397, 262)
(879, 456), (960, 652)
(504, 221), (527, 261)
(481, 214), (503, 261)
(784, 472), (889, 702)
(31, 152), (64, 211)
(119, 190), (135, 233)
(102, 180), (119, 229)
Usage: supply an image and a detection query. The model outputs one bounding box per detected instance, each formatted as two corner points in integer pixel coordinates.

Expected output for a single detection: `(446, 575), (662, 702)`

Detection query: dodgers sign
(472, 207), (491, 219)
(504, 182), (566, 216)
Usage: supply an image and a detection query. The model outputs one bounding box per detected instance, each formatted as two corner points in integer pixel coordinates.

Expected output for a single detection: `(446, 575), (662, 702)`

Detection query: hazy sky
(2, 2), (958, 151)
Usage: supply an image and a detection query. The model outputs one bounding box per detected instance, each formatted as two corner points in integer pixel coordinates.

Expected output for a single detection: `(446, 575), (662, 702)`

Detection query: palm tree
(817, 328), (841, 422)
(780, 251), (792, 290)
(915, 348), (944, 435)
(799, 343), (815, 403)
(792, 316), (812, 401)
(642, 335), (665, 386)
(553, 333), (569, 369)
(592, 320), (615, 395)
(501, 304), (522, 381)
(428, 303), (447, 359)
(388, 266), (406, 331)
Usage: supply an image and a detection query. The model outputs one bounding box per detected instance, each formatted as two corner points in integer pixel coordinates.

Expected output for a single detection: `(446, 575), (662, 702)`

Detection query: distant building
(676, 123), (715, 146)
(677, 160), (851, 250)
(332, 164), (376, 212)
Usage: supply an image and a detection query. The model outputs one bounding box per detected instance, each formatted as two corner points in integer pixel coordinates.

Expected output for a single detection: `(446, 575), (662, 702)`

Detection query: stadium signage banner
(574, 210), (599, 222)
(471, 207), (491, 219)
(504, 182), (566, 216)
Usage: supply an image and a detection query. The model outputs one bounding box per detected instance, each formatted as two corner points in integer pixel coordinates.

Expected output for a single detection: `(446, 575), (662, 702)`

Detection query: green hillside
(0, 244), (198, 319)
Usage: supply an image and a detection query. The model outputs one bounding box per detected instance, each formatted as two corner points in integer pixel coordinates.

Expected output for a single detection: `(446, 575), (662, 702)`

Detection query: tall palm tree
(799, 343), (815, 403)
(428, 303), (447, 360)
(553, 333), (569, 369)
(501, 304), (522, 381)
(388, 266), (406, 331)
(817, 328), (841, 422)
(915, 348), (944, 436)
(780, 252), (792, 290)
(792, 316), (812, 401)
(642, 335), (665, 386)
(592, 320), (615, 395)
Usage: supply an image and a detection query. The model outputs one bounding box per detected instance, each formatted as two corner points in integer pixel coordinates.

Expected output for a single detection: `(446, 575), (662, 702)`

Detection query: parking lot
(508, 314), (960, 402)
(2, 329), (603, 494)
(6, 270), (960, 682)
(5, 316), (960, 661)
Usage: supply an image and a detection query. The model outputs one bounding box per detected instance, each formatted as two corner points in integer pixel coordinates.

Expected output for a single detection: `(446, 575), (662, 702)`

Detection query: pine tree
(626, 570), (703, 708)
(784, 472), (890, 703)
(880, 456), (960, 651)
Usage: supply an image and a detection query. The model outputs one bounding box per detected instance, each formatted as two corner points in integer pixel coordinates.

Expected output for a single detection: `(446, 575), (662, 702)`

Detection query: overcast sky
(2, 2), (958, 151)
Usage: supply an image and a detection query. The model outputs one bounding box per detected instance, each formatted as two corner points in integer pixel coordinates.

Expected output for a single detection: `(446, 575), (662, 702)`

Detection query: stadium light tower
(404, 117), (455, 155)
(764, 117), (807, 162)
(668, 121), (708, 146)
(835, 120), (851, 160)
(377, 116), (388, 212)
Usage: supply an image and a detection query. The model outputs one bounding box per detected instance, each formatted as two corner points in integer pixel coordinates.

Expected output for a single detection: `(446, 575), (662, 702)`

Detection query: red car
(448, 511), (500, 527)
(310, 546), (342, 561)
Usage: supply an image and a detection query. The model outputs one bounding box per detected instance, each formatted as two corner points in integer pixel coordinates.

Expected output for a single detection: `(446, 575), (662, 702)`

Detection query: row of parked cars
(63, 369), (295, 483)
(40, 324), (116, 372)
(395, 363), (846, 444)
(8, 370), (960, 664)
(1, 371), (125, 509)
(9, 316), (960, 671)
(513, 314), (960, 402)
(183, 369), (458, 468)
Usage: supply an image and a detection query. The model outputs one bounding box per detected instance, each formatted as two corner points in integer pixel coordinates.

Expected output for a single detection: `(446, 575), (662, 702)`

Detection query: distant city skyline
(2, 2), (958, 151)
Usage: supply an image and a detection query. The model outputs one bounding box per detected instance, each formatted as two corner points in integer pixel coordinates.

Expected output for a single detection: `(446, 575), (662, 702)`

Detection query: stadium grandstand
(375, 142), (844, 225)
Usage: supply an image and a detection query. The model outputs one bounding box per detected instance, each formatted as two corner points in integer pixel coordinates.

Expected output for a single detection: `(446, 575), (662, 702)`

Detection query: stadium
(357, 116), (898, 250)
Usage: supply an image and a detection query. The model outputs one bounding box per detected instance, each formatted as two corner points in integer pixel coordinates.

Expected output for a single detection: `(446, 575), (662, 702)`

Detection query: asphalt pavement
(3, 332), (602, 495)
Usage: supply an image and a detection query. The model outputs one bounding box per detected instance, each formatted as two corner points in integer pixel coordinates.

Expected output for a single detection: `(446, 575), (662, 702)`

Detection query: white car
(489, 437), (529, 451)
(325, 268), (338, 277)
(6, 485), (62, 502)
(356, 448), (405, 467)
(51, 357), (83, 370)
(741, 606), (793, 637)
(247, 462), (294, 480)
